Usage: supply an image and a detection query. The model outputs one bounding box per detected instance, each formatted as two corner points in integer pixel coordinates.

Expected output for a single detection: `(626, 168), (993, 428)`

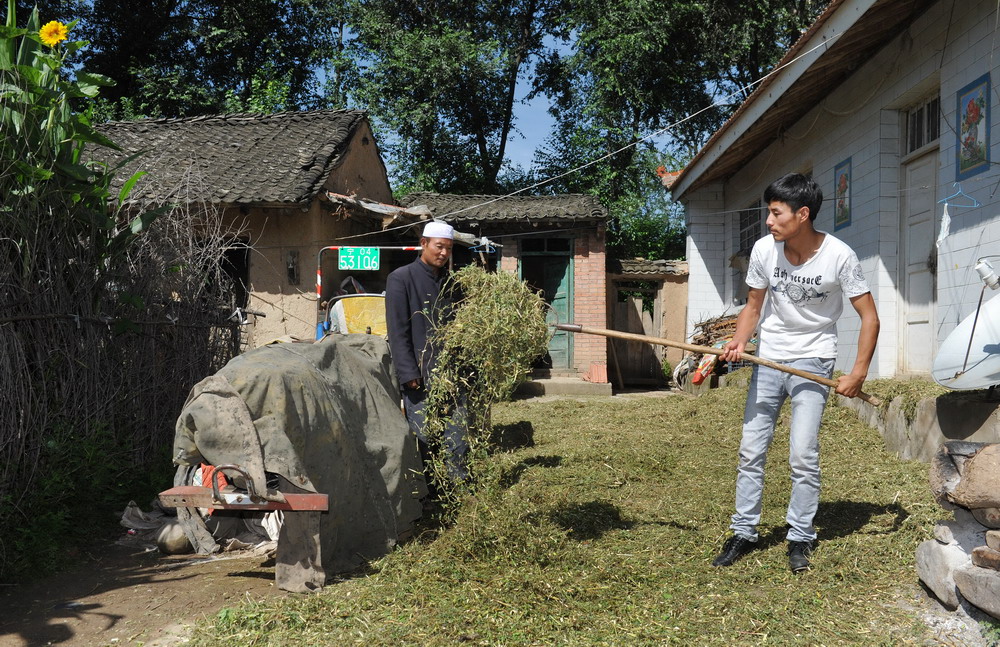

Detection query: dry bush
(0, 193), (243, 579)
(0, 7), (246, 579)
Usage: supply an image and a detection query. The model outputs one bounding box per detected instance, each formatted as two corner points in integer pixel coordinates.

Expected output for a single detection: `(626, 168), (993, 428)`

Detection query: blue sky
(504, 83), (555, 171)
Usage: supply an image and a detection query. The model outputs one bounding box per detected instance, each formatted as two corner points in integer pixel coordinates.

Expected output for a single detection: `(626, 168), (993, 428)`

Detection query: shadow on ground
(816, 499), (910, 540)
(489, 420), (535, 453)
(548, 500), (633, 541)
(0, 541), (279, 647)
(499, 455), (562, 489)
(747, 500), (909, 551)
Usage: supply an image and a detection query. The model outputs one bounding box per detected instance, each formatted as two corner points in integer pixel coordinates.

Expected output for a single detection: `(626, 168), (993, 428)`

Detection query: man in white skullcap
(386, 220), (469, 487)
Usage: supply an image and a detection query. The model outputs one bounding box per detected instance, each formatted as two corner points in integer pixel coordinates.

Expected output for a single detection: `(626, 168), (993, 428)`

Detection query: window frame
(732, 200), (764, 306)
(904, 94), (940, 157)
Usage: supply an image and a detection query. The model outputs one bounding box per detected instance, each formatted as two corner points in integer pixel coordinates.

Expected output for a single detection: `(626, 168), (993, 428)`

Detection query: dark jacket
(385, 258), (450, 387)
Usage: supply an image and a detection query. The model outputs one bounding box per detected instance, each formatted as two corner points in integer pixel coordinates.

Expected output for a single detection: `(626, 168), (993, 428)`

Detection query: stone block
(916, 539), (972, 609)
(972, 507), (1000, 529)
(954, 507), (989, 530)
(954, 565), (1000, 619)
(971, 546), (1000, 571)
(986, 530), (1000, 551)
(916, 539), (970, 609)
(952, 445), (1000, 509)
(931, 510), (988, 551)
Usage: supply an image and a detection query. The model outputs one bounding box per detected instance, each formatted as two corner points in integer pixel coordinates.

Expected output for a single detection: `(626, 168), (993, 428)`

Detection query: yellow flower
(39, 21), (68, 47)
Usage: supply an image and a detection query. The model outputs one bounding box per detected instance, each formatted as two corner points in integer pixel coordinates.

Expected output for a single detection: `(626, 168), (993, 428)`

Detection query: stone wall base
(836, 394), (1000, 463)
(916, 509), (1000, 620)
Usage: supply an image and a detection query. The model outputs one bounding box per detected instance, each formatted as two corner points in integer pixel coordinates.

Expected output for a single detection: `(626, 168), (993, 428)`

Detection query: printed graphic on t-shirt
(844, 264), (868, 296)
(771, 268), (830, 304)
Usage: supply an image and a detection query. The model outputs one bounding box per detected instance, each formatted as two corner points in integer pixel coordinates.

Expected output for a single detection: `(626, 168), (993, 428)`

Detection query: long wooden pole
(555, 323), (882, 406)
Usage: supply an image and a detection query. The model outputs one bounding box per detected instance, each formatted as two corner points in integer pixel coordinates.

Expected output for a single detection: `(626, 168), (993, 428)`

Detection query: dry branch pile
(690, 314), (738, 347)
(0, 11), (246, 579)
(0, 198), (242, 578)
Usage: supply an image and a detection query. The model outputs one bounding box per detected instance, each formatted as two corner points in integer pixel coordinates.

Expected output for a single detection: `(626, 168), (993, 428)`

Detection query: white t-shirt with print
(745, 232), (870, 362)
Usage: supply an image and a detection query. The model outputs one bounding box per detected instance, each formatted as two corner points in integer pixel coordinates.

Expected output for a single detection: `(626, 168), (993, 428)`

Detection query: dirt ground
(0, 534), (285, 647)
(0, 525), (995, 647)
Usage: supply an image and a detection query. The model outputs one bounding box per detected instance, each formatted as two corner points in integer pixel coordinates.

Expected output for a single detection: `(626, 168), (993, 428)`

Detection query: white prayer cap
(422, 220), (454, 239)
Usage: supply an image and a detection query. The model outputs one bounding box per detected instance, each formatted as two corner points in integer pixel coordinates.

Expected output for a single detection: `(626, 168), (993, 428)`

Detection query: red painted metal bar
(158, 486), (329, 511)
(315, 245), (421, 301)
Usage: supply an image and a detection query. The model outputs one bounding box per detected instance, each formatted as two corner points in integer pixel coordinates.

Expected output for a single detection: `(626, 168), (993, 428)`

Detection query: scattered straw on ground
(187, 383), (981, 646)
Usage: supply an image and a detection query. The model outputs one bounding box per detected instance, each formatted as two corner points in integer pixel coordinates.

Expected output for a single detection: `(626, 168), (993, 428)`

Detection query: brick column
(500, 240), (518, 275)
(573, 226), (607, 381)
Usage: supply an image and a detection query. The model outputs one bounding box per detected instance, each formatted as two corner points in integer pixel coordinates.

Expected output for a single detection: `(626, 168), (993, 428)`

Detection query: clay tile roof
(672, 0), (936, 198)
(399, 192), (608, 224)
(93, 110), (368, 205)
(609, 258), (688, 276)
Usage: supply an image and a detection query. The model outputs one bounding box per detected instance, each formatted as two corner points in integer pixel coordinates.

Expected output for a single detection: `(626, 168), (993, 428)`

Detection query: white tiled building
(672, 0), (1000, 379)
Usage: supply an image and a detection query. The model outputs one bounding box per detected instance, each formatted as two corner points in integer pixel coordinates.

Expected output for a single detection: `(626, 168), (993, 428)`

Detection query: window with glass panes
(733, 201), (763, 304)
(738, 201), (762, 254)
(906, 95), (940, 155)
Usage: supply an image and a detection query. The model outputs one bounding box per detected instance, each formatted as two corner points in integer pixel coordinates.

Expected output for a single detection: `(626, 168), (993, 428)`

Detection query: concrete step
(516, 377), (613, 397)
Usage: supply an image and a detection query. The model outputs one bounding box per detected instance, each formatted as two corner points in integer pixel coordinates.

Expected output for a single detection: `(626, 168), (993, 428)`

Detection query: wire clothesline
(332, 27), (850, 242)
(334, 177), (989, 238)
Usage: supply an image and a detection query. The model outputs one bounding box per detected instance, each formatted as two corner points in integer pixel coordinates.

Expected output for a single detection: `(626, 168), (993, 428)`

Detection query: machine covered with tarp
(169, 334), (425, 592)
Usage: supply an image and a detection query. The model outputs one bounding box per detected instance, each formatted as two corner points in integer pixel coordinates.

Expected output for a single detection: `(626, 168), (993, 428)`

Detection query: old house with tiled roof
(672, 0), (1000, 381)
(400, 192), (611, 389)
(95, 110), (402, 345)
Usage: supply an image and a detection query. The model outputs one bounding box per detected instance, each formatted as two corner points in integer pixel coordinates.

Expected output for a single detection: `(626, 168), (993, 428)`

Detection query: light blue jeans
(729, 357), (835, 544)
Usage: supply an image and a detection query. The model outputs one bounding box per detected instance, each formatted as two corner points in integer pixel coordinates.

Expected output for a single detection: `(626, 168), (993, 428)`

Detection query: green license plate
(338, 247), (380, 271)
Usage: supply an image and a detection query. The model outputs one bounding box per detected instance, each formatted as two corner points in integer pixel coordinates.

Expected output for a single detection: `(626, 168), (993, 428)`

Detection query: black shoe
(788, 540), (813, 573)
(712, 534), (756, 567)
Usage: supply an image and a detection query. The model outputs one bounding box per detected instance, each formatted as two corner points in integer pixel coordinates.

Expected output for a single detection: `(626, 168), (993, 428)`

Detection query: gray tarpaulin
(171, 334), (426, 592)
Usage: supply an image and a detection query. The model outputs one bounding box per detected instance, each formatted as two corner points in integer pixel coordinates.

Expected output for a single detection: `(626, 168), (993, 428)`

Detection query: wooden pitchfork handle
(555, 323), (882, 406)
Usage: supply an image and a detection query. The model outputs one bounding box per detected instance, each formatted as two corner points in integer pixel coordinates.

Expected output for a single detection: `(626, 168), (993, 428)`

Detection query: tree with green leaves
(531, 0), (827, 259)
(83, 0), (347, 119)
(703, 0), (826, 102)
(349, 0), (559, 194)
(11, 0), (85, 27)
(537, 0), (827, 159)
(532, 115), (686, 260)
(66, 0), (826, 259)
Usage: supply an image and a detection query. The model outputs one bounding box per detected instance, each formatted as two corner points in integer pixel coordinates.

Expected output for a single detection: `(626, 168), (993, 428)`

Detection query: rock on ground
(933, 509), (988, 549)
(955, 565), (1000, 620)
(917, 537), (972, 609)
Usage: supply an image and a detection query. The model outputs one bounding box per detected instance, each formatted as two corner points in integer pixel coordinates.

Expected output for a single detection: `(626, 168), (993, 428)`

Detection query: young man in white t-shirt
(711, 173), (880, 573)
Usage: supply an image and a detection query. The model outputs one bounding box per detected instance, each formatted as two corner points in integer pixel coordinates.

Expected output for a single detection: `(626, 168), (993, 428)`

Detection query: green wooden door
(521, 246), (573, 370)
(542, 255), (572, 368)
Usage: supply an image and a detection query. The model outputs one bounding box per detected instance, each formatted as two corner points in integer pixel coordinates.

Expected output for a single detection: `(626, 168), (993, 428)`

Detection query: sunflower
(39, 20), (68, 47)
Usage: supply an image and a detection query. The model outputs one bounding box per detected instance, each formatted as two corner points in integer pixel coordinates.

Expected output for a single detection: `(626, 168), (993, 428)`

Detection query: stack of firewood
(691, 314), (737, 347)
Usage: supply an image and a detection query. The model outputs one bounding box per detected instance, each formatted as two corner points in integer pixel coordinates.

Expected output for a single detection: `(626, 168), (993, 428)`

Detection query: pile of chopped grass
(191, 385), (953, 646)
(430, 264), (550, 403)
(422, 265), (550, 506)
(859, 376), (949, 420)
